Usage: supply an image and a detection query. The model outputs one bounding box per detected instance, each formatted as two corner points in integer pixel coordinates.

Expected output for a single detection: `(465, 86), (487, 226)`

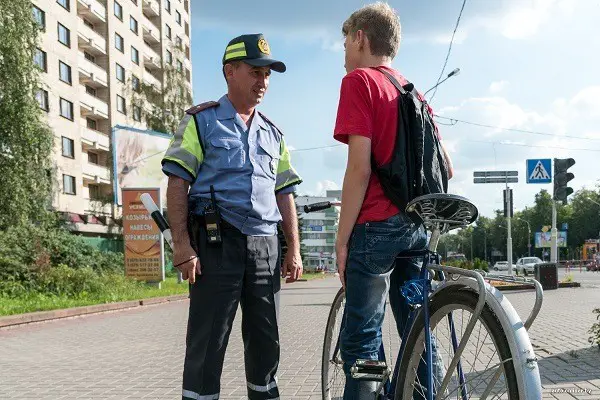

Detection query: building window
(89, 184), (100, 200)
(88, 152), (99, 164)
(36, 89), (49, 111)
(83, 19), (94, 30)
(117, 95), (126, 114)
(130, 16), (138, 34)
(185, 21), (189, 37)
(165, 24), (171, 39)
(116, 63), (125, 82)
(59, 98), (74, 121)
(131, 46), (139, 65)
(34, 48), (47, 71)
(133, 105), (141, 122)
(165, 0), (171, 13)
(130, 0), (138, 5)
(57, 0), (70, 11)
(58, 23), (70, 47)
(132, 75), (140, 92)
(85, 85), (97, 96)
(176, 36), (182, 49)
(165, 50), (172, 65)
(84, 51), (96, 63)
(115, 33), (124, 52)
(62, 137), (74, 158)
(184, 0), (188, 13)
(32, 6), (45, 30)
(63, 174), (76, 195)
(86, 118), (97, 130)
(114, 1), (123, 20)
(176, 60), (182, 72)
(176, 10), (181, 25)
(59, 61), (72, 84)
(185, 45), (190, 60)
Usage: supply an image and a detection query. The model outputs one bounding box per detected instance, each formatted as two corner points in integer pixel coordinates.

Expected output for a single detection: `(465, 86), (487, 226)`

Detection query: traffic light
(553, 158), (575, 203)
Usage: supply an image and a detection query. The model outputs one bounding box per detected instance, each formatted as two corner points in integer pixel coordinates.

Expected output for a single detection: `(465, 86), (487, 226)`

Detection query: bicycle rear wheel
(321, 287), (345, 399)
(394, 287), (520, 400)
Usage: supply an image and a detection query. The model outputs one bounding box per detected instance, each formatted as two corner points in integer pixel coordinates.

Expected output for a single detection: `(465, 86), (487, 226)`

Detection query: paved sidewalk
(1, 276), (599, 399)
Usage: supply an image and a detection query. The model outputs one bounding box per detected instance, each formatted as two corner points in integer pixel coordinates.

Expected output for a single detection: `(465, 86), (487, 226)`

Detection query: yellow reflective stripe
(163, 155), (196, 179)
(224, 50), (247, 60)
(180, 116), (204, 164)
(276, 138), (302, 191)
(226, 42), (245, 52)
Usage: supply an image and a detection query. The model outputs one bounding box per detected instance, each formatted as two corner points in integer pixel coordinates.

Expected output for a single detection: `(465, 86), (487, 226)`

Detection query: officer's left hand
(282, 250), (303, 283)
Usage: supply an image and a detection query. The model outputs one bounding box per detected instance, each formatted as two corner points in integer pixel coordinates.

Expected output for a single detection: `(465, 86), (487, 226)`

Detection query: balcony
(143, 46), (161, 70)
(84, 199), (112, 215)
(82, 162), (111, 185)
(77, 20), (107, 55)
(81, 126), (110, 152)
(142, 21), (160, 45)
(79, 85), (109, 120)
(143, 70), (161, 90)
(142, 0), (160, 17)
(77, 0), (107, 24)
(78, 53), (108, 88)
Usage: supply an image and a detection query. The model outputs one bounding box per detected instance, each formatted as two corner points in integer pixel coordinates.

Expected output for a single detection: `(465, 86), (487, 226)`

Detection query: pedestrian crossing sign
(526, 159), (552, 184)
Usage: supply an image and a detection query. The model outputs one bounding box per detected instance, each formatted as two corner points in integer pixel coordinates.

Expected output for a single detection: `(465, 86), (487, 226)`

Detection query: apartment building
(296, 190), (341, 271)
(32, 0), (192, 235)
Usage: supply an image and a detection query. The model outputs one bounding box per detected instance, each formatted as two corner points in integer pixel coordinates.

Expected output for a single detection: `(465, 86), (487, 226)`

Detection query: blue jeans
(340, 213), (444, 399)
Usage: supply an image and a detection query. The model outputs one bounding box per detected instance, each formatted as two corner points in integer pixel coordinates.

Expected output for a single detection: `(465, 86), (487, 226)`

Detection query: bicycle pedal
(350, 359), (390, 381)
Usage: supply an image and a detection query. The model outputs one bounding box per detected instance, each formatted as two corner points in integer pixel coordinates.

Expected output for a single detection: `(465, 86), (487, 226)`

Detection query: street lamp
(424, 68), (461, 97)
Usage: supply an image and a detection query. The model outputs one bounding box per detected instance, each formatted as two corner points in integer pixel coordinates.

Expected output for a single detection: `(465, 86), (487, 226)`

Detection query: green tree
(0, 0), (54, 229)
(127, 44), (193, 135)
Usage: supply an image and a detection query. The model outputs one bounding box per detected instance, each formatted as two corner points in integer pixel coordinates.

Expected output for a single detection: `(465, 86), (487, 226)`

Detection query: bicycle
(304, 193), (544, 399)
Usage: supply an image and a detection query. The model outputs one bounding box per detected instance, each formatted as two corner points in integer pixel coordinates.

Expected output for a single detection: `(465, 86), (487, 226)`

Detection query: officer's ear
(223, 61), (241, 83)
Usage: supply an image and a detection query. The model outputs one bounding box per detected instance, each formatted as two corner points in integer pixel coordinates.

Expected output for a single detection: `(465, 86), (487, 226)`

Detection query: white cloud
(489, 80), (508, 94)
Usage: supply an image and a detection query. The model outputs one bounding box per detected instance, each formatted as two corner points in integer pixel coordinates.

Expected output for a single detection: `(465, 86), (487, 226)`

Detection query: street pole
(484, 228), (487, 262)
(551, 200), (558, 263)
(470, 230), (473, 261)
(506, 183), (513, 276)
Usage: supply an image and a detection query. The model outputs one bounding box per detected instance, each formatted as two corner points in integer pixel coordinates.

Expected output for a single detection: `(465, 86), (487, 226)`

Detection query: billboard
(112, 125), (171, 207)
(535, 231), (567, 248)
(122, 188), (164, 282)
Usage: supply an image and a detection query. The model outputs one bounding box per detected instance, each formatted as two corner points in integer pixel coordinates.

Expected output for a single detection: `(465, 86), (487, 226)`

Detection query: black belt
(193, 215), (238, 231)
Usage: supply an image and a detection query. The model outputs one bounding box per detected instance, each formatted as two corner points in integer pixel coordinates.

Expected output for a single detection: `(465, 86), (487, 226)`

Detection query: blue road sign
(526, 159), (552, 184)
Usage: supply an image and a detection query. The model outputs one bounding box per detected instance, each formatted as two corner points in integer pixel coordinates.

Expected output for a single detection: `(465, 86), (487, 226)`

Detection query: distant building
(296, 190), (340, 271)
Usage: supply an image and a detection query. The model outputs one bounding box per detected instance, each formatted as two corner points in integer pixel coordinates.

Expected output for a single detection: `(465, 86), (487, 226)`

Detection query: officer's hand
(282, 250), (303, 283)
(174, 243), (201, 284)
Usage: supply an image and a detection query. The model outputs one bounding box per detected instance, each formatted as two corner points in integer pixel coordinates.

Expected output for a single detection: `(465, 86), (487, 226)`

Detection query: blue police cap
(222, 33), (286, 73)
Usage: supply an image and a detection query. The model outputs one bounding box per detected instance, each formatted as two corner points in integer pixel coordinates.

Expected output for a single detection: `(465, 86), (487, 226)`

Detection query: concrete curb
(490, 281), (581, 291)
(0, 294), (189, 329)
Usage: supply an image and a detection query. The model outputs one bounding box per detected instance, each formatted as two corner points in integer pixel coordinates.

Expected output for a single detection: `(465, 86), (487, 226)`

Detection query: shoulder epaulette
(258, 111), (284, 135)
(186, 101), (219, 115)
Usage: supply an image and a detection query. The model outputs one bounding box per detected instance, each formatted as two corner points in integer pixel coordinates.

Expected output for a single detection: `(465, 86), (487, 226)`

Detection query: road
(1, 277), (599, 399)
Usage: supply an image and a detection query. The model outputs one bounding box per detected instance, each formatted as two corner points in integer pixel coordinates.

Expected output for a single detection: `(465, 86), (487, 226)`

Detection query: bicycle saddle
(405, 193), (478, 232)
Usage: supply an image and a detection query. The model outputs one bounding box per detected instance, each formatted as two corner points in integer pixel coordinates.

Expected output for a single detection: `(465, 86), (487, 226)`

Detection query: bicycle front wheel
(321, 287), (345, 400)
(394, 287), (520, 400)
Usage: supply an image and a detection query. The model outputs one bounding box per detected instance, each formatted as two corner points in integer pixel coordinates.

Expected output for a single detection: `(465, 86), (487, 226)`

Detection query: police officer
(161, 34), (303, 400)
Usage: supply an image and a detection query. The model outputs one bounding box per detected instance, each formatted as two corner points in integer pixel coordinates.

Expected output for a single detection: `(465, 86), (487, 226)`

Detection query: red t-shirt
(333, 66), (440, 224)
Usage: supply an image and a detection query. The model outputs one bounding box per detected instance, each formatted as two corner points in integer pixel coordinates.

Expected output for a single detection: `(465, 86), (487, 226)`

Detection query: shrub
(588, 308), (600, 350)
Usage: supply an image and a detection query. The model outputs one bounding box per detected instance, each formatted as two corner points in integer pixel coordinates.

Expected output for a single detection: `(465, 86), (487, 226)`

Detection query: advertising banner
(122, 188), (164, 282)
(535, 231), (567, 248)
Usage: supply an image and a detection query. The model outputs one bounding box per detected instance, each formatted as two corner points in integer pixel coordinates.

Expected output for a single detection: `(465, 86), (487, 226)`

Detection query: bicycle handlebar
(304, 201), (334, 213)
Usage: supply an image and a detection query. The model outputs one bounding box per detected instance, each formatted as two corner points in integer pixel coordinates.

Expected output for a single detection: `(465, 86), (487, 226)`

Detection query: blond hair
(342, 2), (401, 58)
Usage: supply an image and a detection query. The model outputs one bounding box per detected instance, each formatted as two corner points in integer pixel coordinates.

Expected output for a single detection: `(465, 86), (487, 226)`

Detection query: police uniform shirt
(161, 94), (302, 237)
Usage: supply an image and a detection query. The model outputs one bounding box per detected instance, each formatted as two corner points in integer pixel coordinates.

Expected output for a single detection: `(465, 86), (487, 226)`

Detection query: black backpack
(371, 67), (449, 216)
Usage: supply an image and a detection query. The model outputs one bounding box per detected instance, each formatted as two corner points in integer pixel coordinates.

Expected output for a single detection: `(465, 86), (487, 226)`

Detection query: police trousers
(182, 217), (281, 400)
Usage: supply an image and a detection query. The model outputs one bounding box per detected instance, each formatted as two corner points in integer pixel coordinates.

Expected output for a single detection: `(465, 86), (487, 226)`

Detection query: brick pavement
(0, 276), (599, 399)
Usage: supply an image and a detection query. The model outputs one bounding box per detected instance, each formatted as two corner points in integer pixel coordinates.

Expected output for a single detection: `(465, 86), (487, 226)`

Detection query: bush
(473, 258), (489, 272)
(588, 308), (600, 350)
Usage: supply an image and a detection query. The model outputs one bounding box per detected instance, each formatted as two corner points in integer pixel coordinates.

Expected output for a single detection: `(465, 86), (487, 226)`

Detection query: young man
(162, 34), (303, 400)
(333, 3), (454, 398)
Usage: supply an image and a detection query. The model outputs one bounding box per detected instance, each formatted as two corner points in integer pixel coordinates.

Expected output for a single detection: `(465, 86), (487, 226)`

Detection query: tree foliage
(440, 187), (600, 263)
(0, 0), (54, 229)
(127, 44), (193, 135)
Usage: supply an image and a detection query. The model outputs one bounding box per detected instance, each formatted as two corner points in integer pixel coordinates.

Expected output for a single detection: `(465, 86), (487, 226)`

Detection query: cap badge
(257, 38), (271, 55)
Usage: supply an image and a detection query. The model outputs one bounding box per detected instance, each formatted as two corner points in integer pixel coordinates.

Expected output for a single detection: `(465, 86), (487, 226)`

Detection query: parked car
(492, 261), (516, 272)
(516, 257), (543, 276)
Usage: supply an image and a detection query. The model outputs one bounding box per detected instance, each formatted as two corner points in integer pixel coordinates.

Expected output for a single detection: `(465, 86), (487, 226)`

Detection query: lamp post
(424, 68), (461, 97)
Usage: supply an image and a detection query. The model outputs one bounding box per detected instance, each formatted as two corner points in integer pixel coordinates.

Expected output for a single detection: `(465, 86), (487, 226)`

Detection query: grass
(0, 277), (189, 317)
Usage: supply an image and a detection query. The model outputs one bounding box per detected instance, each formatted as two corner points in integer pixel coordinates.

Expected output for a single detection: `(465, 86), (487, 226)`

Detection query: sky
(188, 0), (600, 219)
